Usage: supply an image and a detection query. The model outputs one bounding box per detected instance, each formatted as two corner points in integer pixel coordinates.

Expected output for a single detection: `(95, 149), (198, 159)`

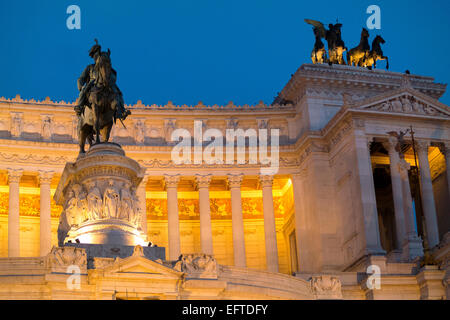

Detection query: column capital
(164, 175), (180, 188)
(437, 142), (450, 157)
(227, 174), (244, 189)
(366, 136), (375, 150)
(382, 137), (397, 153)
(7, 168), (23, 184)
(292, 169), (308, 181)
(259, 174), (274, 188)
(415, 140), (430, 153)
(141, 174), (150, 183)
(38, 170), (54, 185)
(138, 174), (150, 189)
(398, 159), (411, 179)
(195, 175), (212, 189)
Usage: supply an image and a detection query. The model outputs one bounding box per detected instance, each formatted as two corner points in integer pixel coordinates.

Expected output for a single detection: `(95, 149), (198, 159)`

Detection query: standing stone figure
(119, 182), (133, 221)
(103, 180), (120, 218)
(387, 129), (410, 159)
(86, 182), (103, 220)
(64, 190), (79, 227)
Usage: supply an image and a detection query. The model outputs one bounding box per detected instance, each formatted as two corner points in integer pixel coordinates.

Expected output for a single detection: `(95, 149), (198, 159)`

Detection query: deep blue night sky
(1, 0), (449, 106)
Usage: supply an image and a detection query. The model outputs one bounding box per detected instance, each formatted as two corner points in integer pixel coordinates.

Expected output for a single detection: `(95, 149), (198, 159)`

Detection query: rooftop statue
(74, 39), (131, 154)
(305, 19), (389, 70)
(347, 28), (371, 67)
(364, 35), (389, 70)
(305, 19), (347, 65)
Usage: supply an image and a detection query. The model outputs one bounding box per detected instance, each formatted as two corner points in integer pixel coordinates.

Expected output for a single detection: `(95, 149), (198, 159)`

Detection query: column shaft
(438, 143), (450, 203)
(39, 171), (53, 256)
(383, 139), (406, 249)
(417, 141), (440, 248)
(196, 175), (213, 255)
(8, 169), (22, 257)
(291, 171), (310, 272)
(137, 176), (149, 235)
(165, 175), (181, 260)
(260, 175), (279, 273)
(354, 135), (384, 254)
(228, 174), (246, 268)
(398, 159), (424, 260)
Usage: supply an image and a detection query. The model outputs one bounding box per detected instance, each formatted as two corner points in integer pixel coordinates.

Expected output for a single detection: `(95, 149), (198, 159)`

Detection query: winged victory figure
(305, 19), (347, 65)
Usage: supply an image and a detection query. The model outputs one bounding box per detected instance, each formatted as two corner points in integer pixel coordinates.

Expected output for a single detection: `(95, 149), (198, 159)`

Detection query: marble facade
(0, 64), (448, 299)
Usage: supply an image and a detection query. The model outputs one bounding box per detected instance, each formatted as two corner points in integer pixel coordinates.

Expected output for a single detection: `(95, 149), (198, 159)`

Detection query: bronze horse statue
(78, 49), (121, 154)
(347, 28), (370, 67)
(364, 35), (389, 70)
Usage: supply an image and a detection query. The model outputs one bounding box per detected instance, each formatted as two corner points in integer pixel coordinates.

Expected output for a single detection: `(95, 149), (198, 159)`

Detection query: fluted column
(416, 141), (440, 248)
(165, 175), (181, 260)
(383, 138), (406, 250)
(291, 170), (310, 272)
(260, 175), (279, 273)
(228, 174), (246, 268)
(7, 169), (22, 257)
(354, 135), (384, 254)
(196, 175), (214, 255)
(438, 142), (450, 200)
(398, 159), (424, 260)
(39, 170), (53, 256)
(137, 175), (149, 235)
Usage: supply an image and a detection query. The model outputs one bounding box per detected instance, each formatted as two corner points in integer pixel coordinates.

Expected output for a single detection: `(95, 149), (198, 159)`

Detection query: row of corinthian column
(382, 139), (448, 259)
(163, 174), (279, 272)
(6, 168), (280, 273)
(7, 169), (54, 257)
(5, 139), (449, 270)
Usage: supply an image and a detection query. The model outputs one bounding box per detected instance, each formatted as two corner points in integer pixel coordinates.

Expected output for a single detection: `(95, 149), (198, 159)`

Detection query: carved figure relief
(104, 180), (120, 219)
(86, 181), (102, 220)
(174, 253), (217, 277)
(46, 246), (87, 268)
(364, 95), (448, 117)
(57, 178), (144, 236)
(310, 275), (343, 299)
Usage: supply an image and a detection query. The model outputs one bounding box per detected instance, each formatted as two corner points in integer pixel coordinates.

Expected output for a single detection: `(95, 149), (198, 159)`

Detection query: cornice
(0, 96), (295, 114)
(275, 63), (446, 105)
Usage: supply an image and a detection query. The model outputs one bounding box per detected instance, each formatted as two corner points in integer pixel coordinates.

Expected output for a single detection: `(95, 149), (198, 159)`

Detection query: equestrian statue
(74, 39), (131, 154)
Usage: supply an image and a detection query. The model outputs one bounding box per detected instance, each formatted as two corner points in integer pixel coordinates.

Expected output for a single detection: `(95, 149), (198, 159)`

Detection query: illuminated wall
(0, 177), (295, 274)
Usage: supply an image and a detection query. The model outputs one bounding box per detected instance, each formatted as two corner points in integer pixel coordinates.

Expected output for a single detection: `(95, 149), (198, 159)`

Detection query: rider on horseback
(74, 40), (130, 121)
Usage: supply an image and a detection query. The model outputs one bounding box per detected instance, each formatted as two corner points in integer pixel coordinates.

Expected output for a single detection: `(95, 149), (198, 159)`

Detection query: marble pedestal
(54, 143), (148, 246)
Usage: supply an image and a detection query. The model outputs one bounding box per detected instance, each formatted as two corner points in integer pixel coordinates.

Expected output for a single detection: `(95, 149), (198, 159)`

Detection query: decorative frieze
(362, 94), (449, 117)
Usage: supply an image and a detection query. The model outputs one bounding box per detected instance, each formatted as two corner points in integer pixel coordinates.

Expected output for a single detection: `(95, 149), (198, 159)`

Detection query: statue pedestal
(55, 143), (148, 246)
